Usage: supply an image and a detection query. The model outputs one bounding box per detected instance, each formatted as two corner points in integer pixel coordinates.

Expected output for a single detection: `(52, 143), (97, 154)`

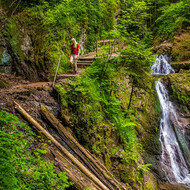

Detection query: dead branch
(41, 105), (127, 190)
(14, 101), (109, 190)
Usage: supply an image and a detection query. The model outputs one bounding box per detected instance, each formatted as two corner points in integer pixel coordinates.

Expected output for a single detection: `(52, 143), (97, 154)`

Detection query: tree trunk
(14, 101), (110, 190)
(41, 105), (127, 190)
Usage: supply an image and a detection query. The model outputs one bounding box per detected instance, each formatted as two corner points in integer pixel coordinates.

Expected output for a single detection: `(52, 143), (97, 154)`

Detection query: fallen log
(50, 148), (100, 190)
(14, 101), (109, 190)
(41, 105), (127, 190)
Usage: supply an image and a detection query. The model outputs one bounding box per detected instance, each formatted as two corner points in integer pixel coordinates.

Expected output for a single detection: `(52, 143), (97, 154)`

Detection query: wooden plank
(41, 106), (126, 190)
(57, 74), (79, 79)
(78, 60), (93, 63)
(78, 63), (92, 66)
(78, 57), (95, 60)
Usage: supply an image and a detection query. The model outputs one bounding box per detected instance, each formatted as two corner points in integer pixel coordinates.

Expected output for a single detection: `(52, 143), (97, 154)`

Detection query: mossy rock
(172, 30), (190, 62)
(165, 71), (190, 108)
(171, 61), (190, 73)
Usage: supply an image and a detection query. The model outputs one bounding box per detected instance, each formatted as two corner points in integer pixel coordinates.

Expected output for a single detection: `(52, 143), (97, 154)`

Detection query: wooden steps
(77, 56), (94, 66)
(56, 56), (95, 81)
(77, 61), (93, 66)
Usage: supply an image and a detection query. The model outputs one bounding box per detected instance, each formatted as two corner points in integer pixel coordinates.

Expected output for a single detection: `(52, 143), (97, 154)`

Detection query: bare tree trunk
(41, 105), (127, 190)
(14, 101), (109, 190)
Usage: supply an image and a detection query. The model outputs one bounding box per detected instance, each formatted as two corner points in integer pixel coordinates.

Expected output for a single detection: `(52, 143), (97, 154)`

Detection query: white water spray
(153, 55), (190, 186)
(151, 55), (175, 75)
(79, 29), (86, 55)
(156, 81), (190, 185)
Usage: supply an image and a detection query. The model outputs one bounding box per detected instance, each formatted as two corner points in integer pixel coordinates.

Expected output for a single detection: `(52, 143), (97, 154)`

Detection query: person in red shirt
(70, 38), (80, 74)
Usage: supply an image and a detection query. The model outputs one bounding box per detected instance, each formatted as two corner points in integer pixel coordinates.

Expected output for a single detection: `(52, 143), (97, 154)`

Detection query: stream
(152, 55), (190, 186)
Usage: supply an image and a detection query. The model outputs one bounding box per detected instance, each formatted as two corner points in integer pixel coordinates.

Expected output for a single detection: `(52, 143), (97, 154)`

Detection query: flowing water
(152, 55), (190, 186)
(79, 29), (86, 55)
(151, 55), (175, 75)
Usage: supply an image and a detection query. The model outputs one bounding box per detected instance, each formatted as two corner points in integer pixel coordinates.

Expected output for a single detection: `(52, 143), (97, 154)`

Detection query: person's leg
(74, 58), (77, 74)
(70, 55), (73, 66)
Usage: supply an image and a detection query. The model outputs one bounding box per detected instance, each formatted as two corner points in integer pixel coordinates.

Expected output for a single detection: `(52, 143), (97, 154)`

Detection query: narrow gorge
(0, 0), (190, 190)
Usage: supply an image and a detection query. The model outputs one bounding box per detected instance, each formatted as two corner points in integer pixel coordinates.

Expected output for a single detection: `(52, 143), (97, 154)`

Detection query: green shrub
(0, 108), (72, 190)
(155, 0), (190, 39)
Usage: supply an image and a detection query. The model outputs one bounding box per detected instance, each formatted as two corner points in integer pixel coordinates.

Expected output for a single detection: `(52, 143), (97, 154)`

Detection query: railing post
(109, 40), (111, 55)
(114, 39), (116, 52)
(96, 39), (98, 57)
(118, 40), (120, 50)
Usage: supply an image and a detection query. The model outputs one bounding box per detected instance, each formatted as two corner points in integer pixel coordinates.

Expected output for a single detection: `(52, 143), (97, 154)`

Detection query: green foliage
(119, 0), (150, 38)
(116, 40), (155, 109)
(118, 41), (155, 78)
(0, 109), (72, 190)
(56, 54), (153, 186)
(3, 0), (119, 78)
(155, 0), (190, 39)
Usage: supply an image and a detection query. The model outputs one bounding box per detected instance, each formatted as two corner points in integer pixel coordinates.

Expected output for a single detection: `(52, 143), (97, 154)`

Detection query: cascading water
(156, 81), (190, 185)
(152, 55), (190, 186)
(79, 29), (86, 55)
(151, 55), (175, 75)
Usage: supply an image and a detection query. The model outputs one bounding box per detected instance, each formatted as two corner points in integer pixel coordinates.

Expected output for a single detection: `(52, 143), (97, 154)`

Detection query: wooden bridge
(56, 39), (125, 82)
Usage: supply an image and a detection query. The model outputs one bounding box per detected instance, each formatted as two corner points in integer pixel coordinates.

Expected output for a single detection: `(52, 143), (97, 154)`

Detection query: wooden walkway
(56, 56), (94, 81)
(56, 39), (124, 81)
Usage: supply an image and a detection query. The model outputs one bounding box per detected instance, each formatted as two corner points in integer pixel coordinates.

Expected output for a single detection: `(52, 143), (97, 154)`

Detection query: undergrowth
(55, 44), (155, 187)
(0, 108), (72, 190)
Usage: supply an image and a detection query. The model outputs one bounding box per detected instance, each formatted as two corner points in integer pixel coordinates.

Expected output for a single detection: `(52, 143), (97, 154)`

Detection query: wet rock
(171, 61), (190, 73)
(152, 41), (173, 55)
(166, 71), (190, 108)
(164, 71), (190, 169)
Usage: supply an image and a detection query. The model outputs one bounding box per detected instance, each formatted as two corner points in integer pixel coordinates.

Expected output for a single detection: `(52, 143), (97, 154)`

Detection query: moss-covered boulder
(172, 29), (190, 62)
(4, 12), (51, 81)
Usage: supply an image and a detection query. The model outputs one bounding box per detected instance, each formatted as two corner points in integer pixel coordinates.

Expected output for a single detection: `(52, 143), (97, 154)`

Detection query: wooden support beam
(96, 39), (98, 57)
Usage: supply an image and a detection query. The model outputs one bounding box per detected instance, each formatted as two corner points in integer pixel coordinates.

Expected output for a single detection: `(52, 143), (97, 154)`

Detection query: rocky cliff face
(4, 12), (51, 81)
(152, 28), (190, 64)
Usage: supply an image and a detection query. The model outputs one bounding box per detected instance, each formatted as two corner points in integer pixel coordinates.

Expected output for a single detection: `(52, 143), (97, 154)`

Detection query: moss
(143, 172), (158, 190)
(172, 30), (190, 61)
(166, 71), (190, 107)
(5, 18), (25, 62)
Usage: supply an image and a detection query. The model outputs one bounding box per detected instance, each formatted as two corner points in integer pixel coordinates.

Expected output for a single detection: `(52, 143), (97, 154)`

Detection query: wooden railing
(95, 39), (125, 56)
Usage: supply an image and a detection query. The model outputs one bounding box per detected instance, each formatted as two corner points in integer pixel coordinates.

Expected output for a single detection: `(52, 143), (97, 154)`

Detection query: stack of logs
(14, 101), (130, 190)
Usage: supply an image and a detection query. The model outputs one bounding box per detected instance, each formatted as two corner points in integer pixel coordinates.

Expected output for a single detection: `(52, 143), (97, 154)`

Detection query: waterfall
(156, 81), (190, 185)
(151, 55), (175, 75)
(79, 29), (86, 55)
(153, 55), (190, 186)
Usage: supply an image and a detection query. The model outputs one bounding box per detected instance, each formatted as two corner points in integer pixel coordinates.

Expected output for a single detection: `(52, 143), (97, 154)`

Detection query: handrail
(95, 39), (125, 56)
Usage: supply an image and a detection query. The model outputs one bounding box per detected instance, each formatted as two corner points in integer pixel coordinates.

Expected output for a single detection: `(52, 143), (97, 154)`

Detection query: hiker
(70, 38), (80, 74)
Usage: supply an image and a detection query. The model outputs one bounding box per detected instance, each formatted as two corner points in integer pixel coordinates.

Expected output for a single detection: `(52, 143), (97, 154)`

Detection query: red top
(71, 44), (80, 55)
